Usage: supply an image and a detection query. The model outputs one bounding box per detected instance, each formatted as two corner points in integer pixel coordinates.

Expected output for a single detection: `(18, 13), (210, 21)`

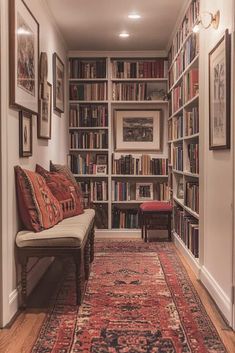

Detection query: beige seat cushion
(16, 209), (95, 248)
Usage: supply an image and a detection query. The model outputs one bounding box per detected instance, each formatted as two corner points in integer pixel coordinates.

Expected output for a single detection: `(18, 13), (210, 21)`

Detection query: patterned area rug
(31, 240), (227, 353)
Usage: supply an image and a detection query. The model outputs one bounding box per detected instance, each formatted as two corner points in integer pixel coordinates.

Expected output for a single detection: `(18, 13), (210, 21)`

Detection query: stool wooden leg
(74, 250), (82, 305)
(84, 240), (90, 280)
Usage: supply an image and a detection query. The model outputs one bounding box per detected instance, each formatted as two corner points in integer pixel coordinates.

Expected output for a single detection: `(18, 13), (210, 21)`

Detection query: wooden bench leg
(84, 240), (90, 280)
(144, 216), (148, 243)
(74, 250), (82, 305)
(20, 256), (28, 309)
(90, 225), (95, 263)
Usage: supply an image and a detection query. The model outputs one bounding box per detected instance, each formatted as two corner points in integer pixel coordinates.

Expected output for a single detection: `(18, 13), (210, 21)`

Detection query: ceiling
(45, 0), (187, 51)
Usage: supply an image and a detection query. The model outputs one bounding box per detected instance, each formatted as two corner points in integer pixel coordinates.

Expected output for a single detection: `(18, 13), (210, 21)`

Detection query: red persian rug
(31, 241), (227, 353)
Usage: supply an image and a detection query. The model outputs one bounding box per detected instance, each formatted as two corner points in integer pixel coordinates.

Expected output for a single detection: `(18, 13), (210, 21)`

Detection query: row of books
(187, 143), (199, 174)
(111, 59), (168, 79)
(90, 181), (108, 201)
(112, 82), (148, 101)
(185, 107), (199, 136)
(69, 131), (108, 149)
(184, 68), (199, 102)
(69, 82), (107, 101)
(173, 205), (199, 257)
(112, 154), (168, 175)
(112, 208), (139, 229)
(68, 154), (107, 175)
(169, 34), (199, 88)
(172, 145), (183, 171)
(69, 59), (106, 79)
(168, 116), (183, 141)
(69, 104), (108, 127)
(172, 83), (183, 113)
(94, 204), (108, 229)
(111, 181), (169, 201)
(185, 182), (199, 214)
(168, 0), (200, 65)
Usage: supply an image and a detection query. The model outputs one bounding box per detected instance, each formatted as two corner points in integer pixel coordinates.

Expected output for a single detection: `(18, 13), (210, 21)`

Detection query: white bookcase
(68, 53), (169, 236)
(168, 0), (200, 273)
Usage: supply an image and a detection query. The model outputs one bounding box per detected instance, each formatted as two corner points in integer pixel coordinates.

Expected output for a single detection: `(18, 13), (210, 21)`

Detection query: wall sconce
(193, 10), (220, 33)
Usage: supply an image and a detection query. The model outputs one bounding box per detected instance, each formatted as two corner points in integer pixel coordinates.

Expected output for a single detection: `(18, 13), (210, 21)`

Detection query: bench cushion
(140, 201), (172, 212)
(15, 166), (63, 232)
(16, 209), (95, 248)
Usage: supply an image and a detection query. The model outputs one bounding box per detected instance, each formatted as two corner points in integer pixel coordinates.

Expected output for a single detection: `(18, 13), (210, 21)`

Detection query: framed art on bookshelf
(136, 183), (153, 201)
(95, 165), (107, 175)
(9, 0), (39, 114)
(53, 53), (64, 113)
(38, 82), (52, 139)
(209, 29), (230, 150)
(114, 109), (162, 151)
(19, 111), (32, 157)
(96, 154), (108, 165)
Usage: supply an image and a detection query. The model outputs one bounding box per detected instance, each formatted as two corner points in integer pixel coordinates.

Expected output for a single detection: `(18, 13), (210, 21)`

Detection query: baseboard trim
(200, 265), (232, 325)
(8, 258), (53, 322)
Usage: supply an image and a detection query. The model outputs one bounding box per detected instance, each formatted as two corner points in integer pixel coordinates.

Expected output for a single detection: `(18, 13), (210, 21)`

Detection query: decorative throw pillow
(36, 164), (84, 218)
(15, 166), (63, 232)
(50, 161), (84, 210)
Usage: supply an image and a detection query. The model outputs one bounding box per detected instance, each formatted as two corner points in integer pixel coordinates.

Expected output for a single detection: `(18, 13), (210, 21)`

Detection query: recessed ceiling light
(128, 13), (141, 19)
(119, 32), (130, 38)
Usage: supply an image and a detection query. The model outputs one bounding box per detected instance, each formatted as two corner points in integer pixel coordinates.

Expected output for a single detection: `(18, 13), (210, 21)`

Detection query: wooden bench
(16, 209), (95, 307)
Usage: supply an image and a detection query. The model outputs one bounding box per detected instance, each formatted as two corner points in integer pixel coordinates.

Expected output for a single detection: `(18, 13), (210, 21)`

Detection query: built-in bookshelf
(68, 55), (169, 233)
(168, 0), (200, 266)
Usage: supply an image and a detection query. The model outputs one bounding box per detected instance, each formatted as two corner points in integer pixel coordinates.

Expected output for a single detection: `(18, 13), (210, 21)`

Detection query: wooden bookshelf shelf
(184, 133), (199, 140)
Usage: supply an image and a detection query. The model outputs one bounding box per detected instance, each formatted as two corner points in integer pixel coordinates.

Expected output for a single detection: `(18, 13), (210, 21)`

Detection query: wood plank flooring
(0, 245), (234, 353)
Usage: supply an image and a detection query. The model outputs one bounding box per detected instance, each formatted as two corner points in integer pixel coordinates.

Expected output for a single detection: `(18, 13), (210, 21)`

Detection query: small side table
(139, 201), (172, 242)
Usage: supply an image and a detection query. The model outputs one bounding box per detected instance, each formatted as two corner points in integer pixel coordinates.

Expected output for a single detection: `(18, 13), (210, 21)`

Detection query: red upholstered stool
(139, 201), (172, 242)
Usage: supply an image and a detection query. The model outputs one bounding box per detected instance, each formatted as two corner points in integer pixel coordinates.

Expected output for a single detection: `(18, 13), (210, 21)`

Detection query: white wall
(0, 0), (68, 326)
(199, 0), (234, 325)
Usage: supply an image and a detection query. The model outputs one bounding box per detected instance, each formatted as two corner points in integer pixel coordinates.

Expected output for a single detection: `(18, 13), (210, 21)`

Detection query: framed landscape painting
(9, 0), (39, 114)
(115, 109), (162, 151)
(38, 82), (52, 139)
(53, 53), (64, 113)
(209, 29), (230, 150)
(19, 111), (32, 157)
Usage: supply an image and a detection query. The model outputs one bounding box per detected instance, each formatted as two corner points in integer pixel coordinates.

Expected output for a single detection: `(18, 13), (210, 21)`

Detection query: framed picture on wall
(9, 0), (39, 114)
(53, 53), (64, 113)
(114, 109), (162, 151)
(19, 111), (32, 157)
(209, 29), (231, 150)
(38, 82), (52, 139)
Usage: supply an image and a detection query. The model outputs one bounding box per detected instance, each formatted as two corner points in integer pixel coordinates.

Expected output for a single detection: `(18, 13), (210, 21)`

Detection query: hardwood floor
(0, 245), (235, 353)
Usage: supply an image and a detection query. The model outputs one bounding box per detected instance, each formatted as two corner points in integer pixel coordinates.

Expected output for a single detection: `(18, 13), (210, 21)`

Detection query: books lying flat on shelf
(69, 104), (108, 127)
(112, 154), (168, 175)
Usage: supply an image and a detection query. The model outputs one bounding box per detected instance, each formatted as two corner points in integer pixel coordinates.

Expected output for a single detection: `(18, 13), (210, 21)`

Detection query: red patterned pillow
(36, 164), (84, 219)
(50, 161), (84, 210)
(15, 166), (63, 232)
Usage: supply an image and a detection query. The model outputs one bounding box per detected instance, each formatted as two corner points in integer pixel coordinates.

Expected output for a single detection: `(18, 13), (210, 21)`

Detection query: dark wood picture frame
(9, 0), (39, 114)
(38, 82), (52, 139)
(114, 109), (162, 152)
(19, 111), (32, 157)
(209, 29), (231, 150)
(53, 52), (64, 113)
